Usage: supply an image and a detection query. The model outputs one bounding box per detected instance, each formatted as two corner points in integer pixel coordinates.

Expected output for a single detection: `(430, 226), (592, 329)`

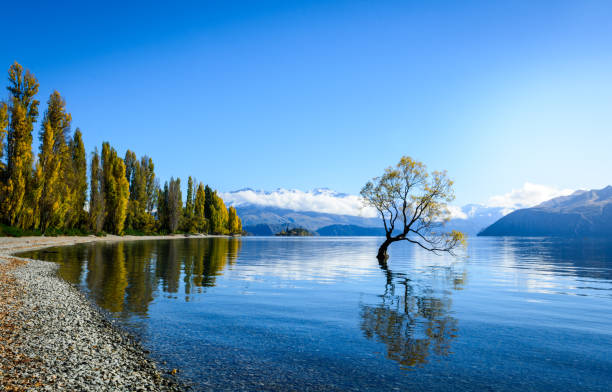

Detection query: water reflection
(360, 260), (463, 369)
(15, 237), (612, 391)
(24, 238), (242, 317)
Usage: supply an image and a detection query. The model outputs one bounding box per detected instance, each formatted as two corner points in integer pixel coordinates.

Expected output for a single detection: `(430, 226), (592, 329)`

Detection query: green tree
(210, 191), (229, 234)
(101, 142), (129, 234)
(185, 176), (194, 218)
(68, 129), (87, 228)
(89, 149), (105, 233)
(193, 183), (208, 233)
(142, 156), (157, 214)
(182, 176), (197, 232)
(2, 62), (39, 228)
(36, 91), (72, 232)
(227, 206), (242, 234)
(124, 150), (151, 231)
(361, 156), (465, 261)
(0, 102), (8, 175)
(157, 182), (169, 232)
(167, 177), (182, 232)
(204, 185), (214, 224)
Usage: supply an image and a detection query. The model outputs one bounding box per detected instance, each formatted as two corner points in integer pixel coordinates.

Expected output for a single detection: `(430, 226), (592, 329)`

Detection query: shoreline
(0, 234), (225, 391)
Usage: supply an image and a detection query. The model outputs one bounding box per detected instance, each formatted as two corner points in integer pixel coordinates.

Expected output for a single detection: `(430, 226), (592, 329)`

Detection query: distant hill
(235, 204), (380, 232)
(479, 186), (612, 237)
(243, 224), (277, 236)
(316, 224), (386, 236)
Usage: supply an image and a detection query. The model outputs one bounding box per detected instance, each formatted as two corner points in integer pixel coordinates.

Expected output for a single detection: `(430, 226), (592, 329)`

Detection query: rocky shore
(0, 235), (196, 391)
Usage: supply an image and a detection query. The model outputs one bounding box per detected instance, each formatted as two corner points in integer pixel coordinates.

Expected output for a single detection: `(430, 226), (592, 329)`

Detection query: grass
(0, 223), (91, 237)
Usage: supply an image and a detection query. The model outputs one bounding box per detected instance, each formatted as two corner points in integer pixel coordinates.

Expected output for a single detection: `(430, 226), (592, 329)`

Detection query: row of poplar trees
(0, 62), (242, 236)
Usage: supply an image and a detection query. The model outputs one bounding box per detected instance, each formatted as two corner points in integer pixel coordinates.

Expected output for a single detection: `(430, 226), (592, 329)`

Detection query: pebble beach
(0, 235), (200, 391)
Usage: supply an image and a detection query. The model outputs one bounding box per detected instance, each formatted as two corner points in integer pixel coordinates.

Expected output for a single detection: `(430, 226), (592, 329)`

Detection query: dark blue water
(19, 237), (612, 391)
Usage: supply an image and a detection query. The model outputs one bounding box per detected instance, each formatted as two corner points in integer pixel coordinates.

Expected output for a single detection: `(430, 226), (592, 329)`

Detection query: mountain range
(227, 186), (612, 237)
(226, 189), (505, 236)
(479, 186), (612, 237)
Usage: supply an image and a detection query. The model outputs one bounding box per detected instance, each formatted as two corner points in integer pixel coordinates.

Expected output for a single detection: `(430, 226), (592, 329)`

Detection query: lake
(18, 237), (612, 391)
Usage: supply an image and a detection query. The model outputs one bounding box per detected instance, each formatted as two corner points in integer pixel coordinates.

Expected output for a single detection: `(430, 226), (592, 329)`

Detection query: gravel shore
(0, 235), (198, 391)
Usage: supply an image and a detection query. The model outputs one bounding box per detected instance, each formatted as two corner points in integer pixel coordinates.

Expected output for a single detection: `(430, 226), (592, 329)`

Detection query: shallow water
(19, 237), (612, 391)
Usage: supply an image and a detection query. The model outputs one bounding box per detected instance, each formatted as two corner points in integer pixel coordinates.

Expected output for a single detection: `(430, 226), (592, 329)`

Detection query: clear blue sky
(2, 0), (611, 205)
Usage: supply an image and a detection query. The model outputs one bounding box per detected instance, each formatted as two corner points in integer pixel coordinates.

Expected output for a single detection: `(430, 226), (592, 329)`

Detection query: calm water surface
(19, 237), (612, 391)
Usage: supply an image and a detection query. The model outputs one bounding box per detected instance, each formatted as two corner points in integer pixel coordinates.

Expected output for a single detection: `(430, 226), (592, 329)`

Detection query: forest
(0, 62), (241, 236)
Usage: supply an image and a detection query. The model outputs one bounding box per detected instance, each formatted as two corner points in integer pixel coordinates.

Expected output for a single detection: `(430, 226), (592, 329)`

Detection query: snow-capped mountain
(221, 188), (506, 235)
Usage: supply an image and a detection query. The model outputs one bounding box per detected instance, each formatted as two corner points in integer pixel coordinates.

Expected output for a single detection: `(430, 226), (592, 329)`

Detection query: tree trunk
(377, 238), (393, 261)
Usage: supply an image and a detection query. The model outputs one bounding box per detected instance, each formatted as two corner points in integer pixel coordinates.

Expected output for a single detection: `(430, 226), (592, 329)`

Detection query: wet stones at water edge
(0, 255), (185, 391)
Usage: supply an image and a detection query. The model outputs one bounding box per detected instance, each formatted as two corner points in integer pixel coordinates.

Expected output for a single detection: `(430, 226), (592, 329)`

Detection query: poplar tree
(182, 176), (196, 232)
(124, 150), (137, 190)
(69, 129), (87, 228)
(210, 191), (229, 234)
(2, 62), (39, 227)
(113, 156), (130, 234)
(101, 142), (129, 234)
(185, 176), (194, 219)
(227, 206), (242, 234)
(157, 182), (169, 232)
(89, 149), (105, 233)
(124, 150), (139, 230)
(167, 177), (182, 233)
(204, 185), (214, 224)
(194, 183), (208, 233)
(0, 103), (8, 175)
(142, 156), (156, 214)
(124, 150), (156, 232)
(37, 91), (71, 232)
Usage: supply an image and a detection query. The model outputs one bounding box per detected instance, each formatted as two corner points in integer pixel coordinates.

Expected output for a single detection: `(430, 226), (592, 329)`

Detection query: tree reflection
(360, 260), (463, 369)
(184, 238), (242, 294)
(21, 238), (243, 317)
(86, 241), (128, 313)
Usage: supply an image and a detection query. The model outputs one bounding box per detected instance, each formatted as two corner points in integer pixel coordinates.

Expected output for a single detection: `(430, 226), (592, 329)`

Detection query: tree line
(0, 62), (241, 236)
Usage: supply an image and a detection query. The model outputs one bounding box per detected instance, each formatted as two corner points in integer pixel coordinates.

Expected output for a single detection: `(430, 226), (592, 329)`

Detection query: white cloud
(486, 182), (575, 215)
(220, 188), (379, 217)
(221, 182), (575, 220)
(446, 205), (468, 220)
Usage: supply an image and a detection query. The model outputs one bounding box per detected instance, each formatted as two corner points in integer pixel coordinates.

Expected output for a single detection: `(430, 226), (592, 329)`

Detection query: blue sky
(2, 0), (611, 206)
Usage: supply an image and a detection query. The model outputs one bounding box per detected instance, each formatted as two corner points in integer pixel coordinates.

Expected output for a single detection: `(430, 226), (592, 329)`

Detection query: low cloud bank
(486, 182), (575, 215)
(222, 183), (576, 220)
(221, 188), (378, 217)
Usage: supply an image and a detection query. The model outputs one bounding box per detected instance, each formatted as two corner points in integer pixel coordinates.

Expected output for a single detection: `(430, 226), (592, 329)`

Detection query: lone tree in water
(361, 156), (465, 261)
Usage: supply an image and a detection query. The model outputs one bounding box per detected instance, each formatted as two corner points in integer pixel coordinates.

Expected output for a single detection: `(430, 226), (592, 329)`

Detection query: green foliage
(68, 129), (88, 228)
(181, 176), (198, 232)
(0, 62), (242, 238)
(227, 206), (242, 234)
(209, 191), (229, 234)
(0, 102), (8, 174)
(2, 62), (39, 228)
(89, 148), (105, 233)
(193, 183), (208, 233)
(361, 156), (465, 259)
(0, 223), (41, 237)
(36, 91), (72, 232)
(124, 150), (156, 232)
(167, 177), (182, 232)
(101, 142), (129, 234)
(157, 182), (169, 232)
